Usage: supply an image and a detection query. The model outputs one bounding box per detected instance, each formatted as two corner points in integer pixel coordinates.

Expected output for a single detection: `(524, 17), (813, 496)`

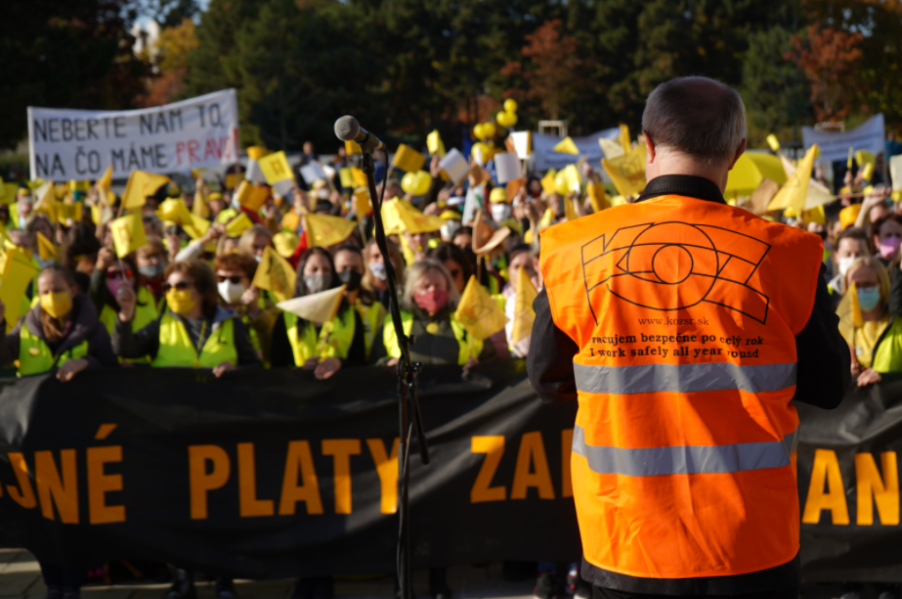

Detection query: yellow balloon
(473, 124), (485, 140)
(506, 112), (518, 126)
(504, 99), (518, 113)
(554, 171), (570, 195)
(413, 171), (432, 195)
(401, 171), (419, 195)
(483, 122), (496, 139)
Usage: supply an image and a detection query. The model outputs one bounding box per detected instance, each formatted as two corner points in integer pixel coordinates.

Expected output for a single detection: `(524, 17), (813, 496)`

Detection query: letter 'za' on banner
(28, 89), (240, 180)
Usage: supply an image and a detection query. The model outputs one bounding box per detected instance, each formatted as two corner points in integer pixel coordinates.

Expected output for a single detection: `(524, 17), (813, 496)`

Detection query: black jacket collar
(636, 174), (726, 205)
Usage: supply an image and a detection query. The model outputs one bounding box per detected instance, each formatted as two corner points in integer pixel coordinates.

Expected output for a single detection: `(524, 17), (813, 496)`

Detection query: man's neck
(645, 148), (731, 193)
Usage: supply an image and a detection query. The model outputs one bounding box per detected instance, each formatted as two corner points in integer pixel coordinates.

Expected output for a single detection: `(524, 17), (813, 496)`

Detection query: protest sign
(802, 114), (885, 163)
(28, 90), (239, 180)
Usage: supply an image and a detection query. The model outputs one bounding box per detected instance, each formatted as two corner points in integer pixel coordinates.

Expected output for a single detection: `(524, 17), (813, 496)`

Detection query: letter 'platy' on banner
(28, 89), (239, 180)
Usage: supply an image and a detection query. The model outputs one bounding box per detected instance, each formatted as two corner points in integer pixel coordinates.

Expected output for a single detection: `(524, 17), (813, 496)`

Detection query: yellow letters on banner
(258, 151), (294, 184)
(189, 445), (230, 520)
(110, 213), (147, 258)
(278, 441), (324, 516)
(322, 439), (361, 515)
(86, 445), (125, 524)
(470, 436), (506, 503)
(6, 452), (37, 508)
(237, 443), (274, 517)
(35, 450), (79, 523)
(802, 448), (849, 525)
(366, 438), (399, 514)
(510, 432), (555, 500)
(855, 452), (899, 525)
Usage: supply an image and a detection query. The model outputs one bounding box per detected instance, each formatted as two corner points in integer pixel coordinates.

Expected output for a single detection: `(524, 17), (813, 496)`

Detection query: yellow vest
(151, 313), (238, 368)
(382, 310), (481, 366)
(99, 287), (159, 363)
(284, 301), (384, 365)
(18, 325), (88, 376)
(871, 317), (902, 373)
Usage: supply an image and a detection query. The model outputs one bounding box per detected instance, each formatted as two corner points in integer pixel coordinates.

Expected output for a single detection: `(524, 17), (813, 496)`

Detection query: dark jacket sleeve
(86, 323), (119, 368)
(88, 269), (106, 313)
(269, 312), (294, 368)
(526, 289), (579, 403)
(231, 318), (262, 368)
(890, 267), (902, 317)
(0, 320), (21, 368)
(113, 316), (161, 360)
(793, 263), (851, 408)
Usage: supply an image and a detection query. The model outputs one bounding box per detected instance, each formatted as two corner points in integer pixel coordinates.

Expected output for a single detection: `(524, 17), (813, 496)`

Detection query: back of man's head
(642, 76), (747, 166)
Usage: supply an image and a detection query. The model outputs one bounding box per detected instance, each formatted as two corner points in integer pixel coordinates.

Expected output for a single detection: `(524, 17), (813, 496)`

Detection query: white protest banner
(802, 114), (885, 163)
(494, 151), (522, 184)
(28, 89), (239, 181)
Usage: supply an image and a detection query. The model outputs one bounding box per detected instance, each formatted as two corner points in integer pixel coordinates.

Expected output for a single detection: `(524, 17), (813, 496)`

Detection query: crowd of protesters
(1, 137), (901, 599)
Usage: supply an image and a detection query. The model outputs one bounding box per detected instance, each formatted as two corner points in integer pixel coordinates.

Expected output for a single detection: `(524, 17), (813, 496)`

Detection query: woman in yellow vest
(270, 247), (384, 378)
(370, 258), (495, 368)
(840, 256), (902, 386)
(214, 252), (278, 366)
(0, 264), (118, 378)
(89, 248), (159, 354)
(113, 259), (260, 376)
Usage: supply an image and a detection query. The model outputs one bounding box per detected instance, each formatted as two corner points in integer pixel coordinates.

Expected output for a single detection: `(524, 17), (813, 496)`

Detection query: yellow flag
(454, 275), (509, 342)
(587, 182), (609, 213)
(391, 144), (426, 172)
(58, 202), (82, 225)
(36, 232), (58, 261)
(540, 169), (558, 194)
(0, 248), (39, 331)
(235, 181), (269, 211)
(564, 195), (579, 221)
(837, 282), (863, 345)
(158, 198), (193, 225)
(353, 188), (372, 220)
(258, 151), (294, 184)
(766, 134), (780, 153)
(381, 199), (444, 235)
(339, 168), (354, 189)
(538, 207), (554, 231)
(598, 137), (623, 159)
(767, 144), (817, 213)
(427, 130), (446, 157)
(602, 142), (647, 197)
(553, 136), (580, 155)
(247, 146), (269, 161)
(122, 171), (170, 210)
(193, 190), (210, 218)
(351, 167), (368, 188)
(282, 211), (301, 233)
(619, 124), (631, 153)
(345, 140), (362, 155)
(252, 246), (297, 302)
(305, 213), (356, 247)
(97, 165), (113, 191)
(511, 267), (537, 345)
(277, 285), (346, 325)
(225, 212), (254, 238)
(110, 213), (147, 257)
(562, 164), (581, 192)
(183, 213), (211, 240)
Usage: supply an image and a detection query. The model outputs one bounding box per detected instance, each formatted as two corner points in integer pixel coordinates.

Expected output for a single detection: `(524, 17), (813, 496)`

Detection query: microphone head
(334, 116), (360, 142)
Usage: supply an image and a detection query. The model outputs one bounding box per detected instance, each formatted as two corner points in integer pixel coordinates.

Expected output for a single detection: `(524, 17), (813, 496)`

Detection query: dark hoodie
(0, 293), (118, 370)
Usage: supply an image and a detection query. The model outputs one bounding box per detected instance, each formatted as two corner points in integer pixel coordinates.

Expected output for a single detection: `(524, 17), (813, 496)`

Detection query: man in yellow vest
(528, 77), (850, 599)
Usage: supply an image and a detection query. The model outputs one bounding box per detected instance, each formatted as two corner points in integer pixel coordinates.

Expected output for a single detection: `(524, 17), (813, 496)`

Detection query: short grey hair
(642, 76), (747, 165)
(403, 258), (461, 311)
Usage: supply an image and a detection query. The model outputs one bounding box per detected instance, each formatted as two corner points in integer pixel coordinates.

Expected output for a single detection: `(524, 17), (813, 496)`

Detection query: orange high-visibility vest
(541, 195), (822, 580)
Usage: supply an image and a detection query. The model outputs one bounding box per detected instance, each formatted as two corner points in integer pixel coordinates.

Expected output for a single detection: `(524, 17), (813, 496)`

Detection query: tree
(500, 20), (580, 120)
(788, 24), (864, 123)
(137, 17), (198, 107)
(0, 0), (150, 149)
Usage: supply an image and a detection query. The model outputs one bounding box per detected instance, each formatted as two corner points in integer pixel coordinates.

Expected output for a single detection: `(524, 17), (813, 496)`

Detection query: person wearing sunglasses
(89, 248), (159, 362)
(214, 253), (278, 366)
(112, 259), (260, 377)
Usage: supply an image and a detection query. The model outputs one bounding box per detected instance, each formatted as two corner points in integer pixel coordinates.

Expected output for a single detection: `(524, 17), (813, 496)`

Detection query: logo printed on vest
(581, 221), (771, 324)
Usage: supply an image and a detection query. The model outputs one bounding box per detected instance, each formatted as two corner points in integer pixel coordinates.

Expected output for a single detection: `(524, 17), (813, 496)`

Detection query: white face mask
(838, 256), (857, 279)
(218, 280), (246, 304)
(440, 221), (461, 241)
(491, 203), (512, 224)
(369, 261), (387, 281)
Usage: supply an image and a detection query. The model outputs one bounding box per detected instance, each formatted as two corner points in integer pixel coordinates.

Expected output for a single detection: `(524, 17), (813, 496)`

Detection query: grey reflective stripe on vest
(572, 425), (798, 477)
(573, 362), (797, 395)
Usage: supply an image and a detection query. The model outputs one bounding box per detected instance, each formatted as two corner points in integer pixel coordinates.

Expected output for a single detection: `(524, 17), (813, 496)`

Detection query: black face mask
(338, 269), (362, 292)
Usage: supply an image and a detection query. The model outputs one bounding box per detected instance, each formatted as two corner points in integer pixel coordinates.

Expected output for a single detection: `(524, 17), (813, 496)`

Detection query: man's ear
(644, 131), (656, 164)
(728, 139), (747, 170)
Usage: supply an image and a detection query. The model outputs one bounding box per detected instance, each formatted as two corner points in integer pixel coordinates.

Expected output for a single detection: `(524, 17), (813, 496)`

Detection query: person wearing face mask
(829, 227), (871, 300)
(488, 186), (513, 225)
(841, 256), (902, 388)
(89, 249), (159, 362)
(439, 210), (462, 243)
(869, 214), (902, 266)
(370, 258), (495, 368)
(361, 237), (406, 309)
(113, 259), (260, 376)
(136, 237), (169, 303)
(214, 253), (278, 366)
(428, 242), (471, 294)
(270, 247), (380, 378)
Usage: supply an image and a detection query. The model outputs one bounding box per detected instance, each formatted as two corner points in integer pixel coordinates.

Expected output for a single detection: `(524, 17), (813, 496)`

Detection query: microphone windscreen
(334, 116), (360, 142)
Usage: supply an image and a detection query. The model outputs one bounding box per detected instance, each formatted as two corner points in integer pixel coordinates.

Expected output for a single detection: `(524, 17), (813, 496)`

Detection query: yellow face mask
(40, 291), (71, 319)
(166, 288), (196, 315)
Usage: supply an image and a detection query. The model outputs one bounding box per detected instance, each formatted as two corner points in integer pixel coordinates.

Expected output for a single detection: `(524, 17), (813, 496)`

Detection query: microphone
(334, 116), (385, 152)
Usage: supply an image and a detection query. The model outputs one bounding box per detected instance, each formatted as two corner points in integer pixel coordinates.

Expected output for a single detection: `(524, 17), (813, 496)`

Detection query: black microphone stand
(360, 150), (430, 599)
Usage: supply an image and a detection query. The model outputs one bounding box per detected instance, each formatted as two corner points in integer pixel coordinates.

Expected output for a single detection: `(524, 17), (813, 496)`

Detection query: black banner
(0, 361), (581, 578)
(1, 360), (900, 583)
